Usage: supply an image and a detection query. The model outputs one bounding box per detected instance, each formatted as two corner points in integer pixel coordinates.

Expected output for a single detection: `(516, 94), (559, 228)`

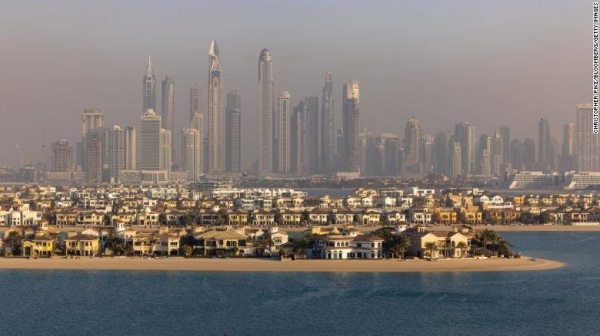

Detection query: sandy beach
(0, 257), (563, 273)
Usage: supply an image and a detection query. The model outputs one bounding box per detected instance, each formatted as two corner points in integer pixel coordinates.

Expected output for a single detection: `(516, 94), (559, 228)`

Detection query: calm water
(1, 232), (599, 336)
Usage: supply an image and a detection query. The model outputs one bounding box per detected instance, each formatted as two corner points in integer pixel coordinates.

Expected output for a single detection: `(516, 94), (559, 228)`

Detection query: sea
(1, 232), (599, 336)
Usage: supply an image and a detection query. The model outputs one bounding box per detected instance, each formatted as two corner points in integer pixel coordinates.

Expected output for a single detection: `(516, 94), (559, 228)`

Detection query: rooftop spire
(209, 39), (219, 58)
(145, 55), (154, 77)
(326, 70), (332, 81)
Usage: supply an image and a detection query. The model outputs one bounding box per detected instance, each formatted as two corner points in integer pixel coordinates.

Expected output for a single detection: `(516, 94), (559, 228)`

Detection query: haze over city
(0, 0), (589, 170)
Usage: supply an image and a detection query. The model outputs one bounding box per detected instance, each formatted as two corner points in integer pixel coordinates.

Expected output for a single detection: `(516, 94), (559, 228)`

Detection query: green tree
(424, 242), (438, 259)
(3, 232), (21, 256)
(392, 235), (412, 259)
(456, 241), (469, 258)
(279, 248), (287, 259)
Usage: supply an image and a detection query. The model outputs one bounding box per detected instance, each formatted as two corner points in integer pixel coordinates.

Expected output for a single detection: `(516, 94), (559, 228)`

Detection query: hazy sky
(0, 0), (590, 169)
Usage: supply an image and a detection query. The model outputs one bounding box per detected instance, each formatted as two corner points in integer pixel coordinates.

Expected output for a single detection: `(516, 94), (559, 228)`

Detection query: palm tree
(392, 235), (412, 259)
(3, 232), (22, 256)
(424, 242), (438, 260)
(456, 241), (468, 258)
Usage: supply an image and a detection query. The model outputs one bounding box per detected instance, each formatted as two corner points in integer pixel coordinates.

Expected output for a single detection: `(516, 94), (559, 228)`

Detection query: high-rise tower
(140, 109), (162, 170)
(258, 48), (275, 176)
(143, 55), (156, 113)
(403, 118), (422, 175)
(51, 140), (74, 173)
(161, 76), (175, 167)
(454, 122), (475, 176)
(342, 81), (360, 172)
(225, 90), (241, 173)
(576, 104), (599, 172)
(208, 40), (223, 174)
(276, 91), (291, 174)
(321, 70), (335, 173)
(182, 128), (203, 181)
(538, 115), (552, 170)
(107, 125), (125, 183)
(562, 123), (576, 172)
(82, 109), (104, 184)
(190, 86), (201, 122)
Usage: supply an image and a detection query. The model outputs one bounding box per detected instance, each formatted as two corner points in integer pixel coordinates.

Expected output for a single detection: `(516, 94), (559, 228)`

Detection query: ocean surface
(1, 232), (599, 336)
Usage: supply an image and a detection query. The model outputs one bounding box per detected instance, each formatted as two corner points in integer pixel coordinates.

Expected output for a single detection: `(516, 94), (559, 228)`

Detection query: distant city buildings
(27, 46), (599, 185)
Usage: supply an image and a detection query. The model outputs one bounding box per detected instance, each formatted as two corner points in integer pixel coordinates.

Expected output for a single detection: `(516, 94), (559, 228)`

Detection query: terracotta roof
(353, 234), (384, 242)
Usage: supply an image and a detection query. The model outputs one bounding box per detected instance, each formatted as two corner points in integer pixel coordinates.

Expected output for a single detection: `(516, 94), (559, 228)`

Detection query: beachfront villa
(21, 233), (58, 257)
(194, 230), (248, 256)
(312, 234), (384, 259)
(410, 231), (471, 259)
(64, 234), (100, 256)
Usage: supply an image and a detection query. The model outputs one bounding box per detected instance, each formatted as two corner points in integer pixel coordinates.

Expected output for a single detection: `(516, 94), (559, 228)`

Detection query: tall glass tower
(143, 55), (156, 113)
(321, 70), (334, 173)
(342, 81), (360, 173)
(208, 40), (223, 174)
(258, 48), (274, 176)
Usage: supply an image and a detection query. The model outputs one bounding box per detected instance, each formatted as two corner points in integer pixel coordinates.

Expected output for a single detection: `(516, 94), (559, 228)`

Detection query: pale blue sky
(0, 0), (590, 168)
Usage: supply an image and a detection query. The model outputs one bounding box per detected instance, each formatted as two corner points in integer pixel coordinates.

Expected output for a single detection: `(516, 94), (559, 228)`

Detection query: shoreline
(0, 257), (563, 273)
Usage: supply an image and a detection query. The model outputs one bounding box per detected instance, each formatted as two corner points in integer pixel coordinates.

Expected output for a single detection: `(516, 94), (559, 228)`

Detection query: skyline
(0, 0), (590, 169)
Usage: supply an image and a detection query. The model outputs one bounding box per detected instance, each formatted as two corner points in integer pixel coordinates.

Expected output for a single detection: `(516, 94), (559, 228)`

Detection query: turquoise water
(1, 232), (598, 336)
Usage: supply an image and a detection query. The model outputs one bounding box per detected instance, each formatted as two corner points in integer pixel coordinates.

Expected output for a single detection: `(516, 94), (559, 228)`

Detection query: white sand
(0, 256), (563, 273)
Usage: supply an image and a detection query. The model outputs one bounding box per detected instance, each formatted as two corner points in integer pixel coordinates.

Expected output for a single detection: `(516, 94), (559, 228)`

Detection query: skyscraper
(433, 132), (448, 175)
(305, 96), (320, 175)
(321, 70), (335, 173)
(454, 122), (475, 176)
(258, 48), (275, 176)
(576, 104), (600, 172)
(208, 40), (223, 174)
(51, 139), (74, 173)
(291, 101), (307, 174)
(451, 140), (462, 178)
(107, 125), (125, 183)
(499, 125), (510, 166)
(276, 91), (291, 174)
(403, 118), (422, 175)
(143, 55), (156, 113)
(562, 123), (576, 172)
(140, 109), (162, 170)
(225, 90), (241, 173)
(342, 81), (360, 172)
(161, 76), (175, 166)
(190, 86), (201, 122)
(477, 135), (491, 175)
(182, 128), (203, 181)
(124, 126), (137, 170)
(160, 129), (172, 174)
(82, 109), (104, 184)
(538, 115), (552, 170)
(491, 129), (503, 176)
